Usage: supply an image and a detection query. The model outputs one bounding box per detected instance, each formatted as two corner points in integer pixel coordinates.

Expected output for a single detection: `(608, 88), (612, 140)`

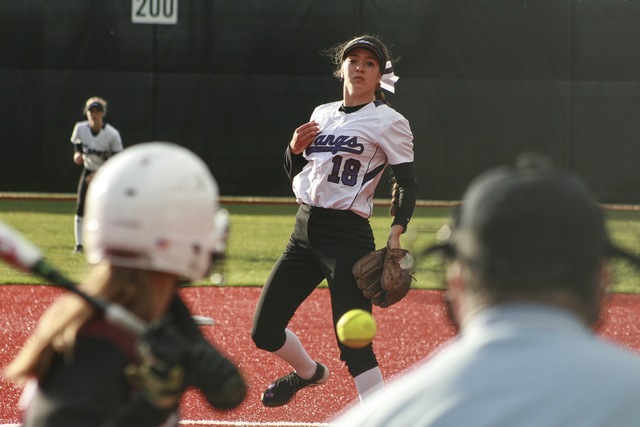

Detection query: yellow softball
(336, 309), (377, 349)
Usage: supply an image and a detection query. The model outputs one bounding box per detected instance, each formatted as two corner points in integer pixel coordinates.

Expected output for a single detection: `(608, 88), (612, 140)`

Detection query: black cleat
(261, 362), (330, 407)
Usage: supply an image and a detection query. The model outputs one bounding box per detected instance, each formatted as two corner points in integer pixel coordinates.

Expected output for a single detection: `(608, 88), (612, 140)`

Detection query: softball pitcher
(70, 96), (123, 253)
(251, 35), (418, 407)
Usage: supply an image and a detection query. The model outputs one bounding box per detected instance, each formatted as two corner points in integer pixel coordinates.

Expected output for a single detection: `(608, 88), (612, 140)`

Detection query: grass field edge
(2, 192), (640, 211)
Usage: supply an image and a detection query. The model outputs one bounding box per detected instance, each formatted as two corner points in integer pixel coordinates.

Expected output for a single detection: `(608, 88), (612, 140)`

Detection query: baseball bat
(0, 220), (146, 336)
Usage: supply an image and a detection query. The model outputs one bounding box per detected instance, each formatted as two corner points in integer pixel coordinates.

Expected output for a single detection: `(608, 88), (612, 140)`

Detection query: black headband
(343, 39), (386, 71)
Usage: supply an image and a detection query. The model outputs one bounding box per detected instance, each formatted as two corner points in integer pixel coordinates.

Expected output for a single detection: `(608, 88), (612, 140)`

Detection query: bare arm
(289, 121), (319, 154)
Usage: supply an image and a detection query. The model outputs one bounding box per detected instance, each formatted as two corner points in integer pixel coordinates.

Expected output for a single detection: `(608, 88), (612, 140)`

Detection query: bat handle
(104, 304), (147, 336)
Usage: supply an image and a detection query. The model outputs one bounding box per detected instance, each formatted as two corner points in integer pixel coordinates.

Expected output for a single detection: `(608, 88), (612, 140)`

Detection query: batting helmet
(83, 142), (227, 281)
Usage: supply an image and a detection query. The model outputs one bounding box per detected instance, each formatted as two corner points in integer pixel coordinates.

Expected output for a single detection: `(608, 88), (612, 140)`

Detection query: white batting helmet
(83, 142), (227, 281)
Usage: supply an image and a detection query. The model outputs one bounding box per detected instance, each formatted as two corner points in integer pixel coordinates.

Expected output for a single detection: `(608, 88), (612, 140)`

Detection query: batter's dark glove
(125, 318), (189, 409)
(353, 247), (415, 308)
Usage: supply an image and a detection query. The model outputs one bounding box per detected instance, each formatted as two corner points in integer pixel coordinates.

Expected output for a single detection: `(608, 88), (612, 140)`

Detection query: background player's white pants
(74, 215), (83, 247)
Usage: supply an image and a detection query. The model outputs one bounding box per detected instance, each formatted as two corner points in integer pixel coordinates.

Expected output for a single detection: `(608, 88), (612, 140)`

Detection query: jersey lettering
(306, 134), (364, 155)
(82, 144), (112, 160)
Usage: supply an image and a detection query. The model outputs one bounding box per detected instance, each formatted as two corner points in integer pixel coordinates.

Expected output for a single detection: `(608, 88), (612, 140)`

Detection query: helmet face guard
(84, 142), (224, 281)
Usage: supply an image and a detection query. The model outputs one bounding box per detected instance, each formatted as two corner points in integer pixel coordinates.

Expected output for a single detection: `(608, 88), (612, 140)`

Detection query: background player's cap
(87, 101), (104, 111)
(83, 97), (107, 115)
(450, 153), (612, 283)
(342, 37), (386, 70)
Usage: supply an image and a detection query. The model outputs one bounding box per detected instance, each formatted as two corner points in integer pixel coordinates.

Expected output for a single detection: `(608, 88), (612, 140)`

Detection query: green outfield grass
(1, 198), (640, 293)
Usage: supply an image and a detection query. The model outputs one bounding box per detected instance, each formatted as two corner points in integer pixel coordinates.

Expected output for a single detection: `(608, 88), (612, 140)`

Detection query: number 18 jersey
(293, 100), (414, 219)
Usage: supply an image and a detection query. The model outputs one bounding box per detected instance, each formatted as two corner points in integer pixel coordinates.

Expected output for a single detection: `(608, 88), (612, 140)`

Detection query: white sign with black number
(132, 0), (178, 25)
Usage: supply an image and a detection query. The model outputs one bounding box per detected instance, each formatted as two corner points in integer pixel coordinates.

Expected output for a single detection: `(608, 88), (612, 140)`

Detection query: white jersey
(293, 100), (413, 218)
(70, 121), (123, 172)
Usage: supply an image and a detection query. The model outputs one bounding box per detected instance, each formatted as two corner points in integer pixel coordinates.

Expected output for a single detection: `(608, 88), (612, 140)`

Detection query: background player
(70, 96), (123, 253)
(4, 142), (246, 426)
(251, 34), (418, 406)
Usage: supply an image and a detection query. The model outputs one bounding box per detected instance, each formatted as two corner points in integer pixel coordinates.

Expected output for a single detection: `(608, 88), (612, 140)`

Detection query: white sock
(354, 367), (384, 401)
(74, 215), (83, 246)
(273, 329), (318, 379)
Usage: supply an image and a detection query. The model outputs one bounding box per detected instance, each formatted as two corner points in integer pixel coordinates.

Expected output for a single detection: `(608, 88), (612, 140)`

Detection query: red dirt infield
(1, 286), (640, 426)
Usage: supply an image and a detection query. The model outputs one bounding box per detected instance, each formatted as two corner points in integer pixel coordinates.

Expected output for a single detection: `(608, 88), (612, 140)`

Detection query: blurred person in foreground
(4, 142), (246, 426)
(334, 153), (640, 427)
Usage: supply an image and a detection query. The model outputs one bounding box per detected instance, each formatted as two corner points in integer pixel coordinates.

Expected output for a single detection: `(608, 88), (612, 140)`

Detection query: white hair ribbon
(380, 61), (399, 93)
